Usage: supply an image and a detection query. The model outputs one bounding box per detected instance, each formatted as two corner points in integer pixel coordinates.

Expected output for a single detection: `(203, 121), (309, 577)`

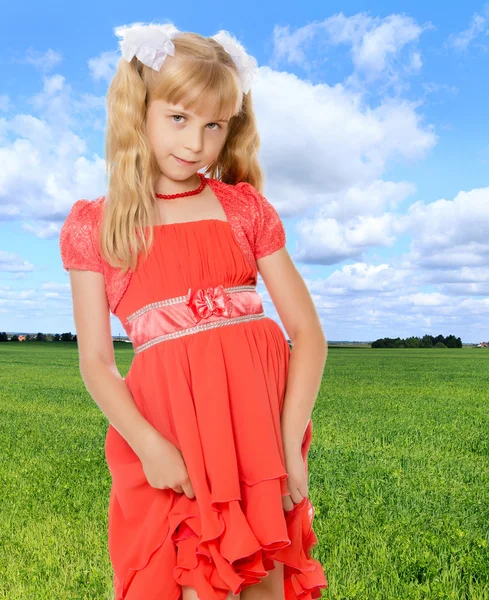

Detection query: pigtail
(101, 56), (160, 273)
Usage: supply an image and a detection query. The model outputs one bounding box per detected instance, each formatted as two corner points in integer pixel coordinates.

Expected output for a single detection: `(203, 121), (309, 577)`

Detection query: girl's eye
(171, 115), (221, 130)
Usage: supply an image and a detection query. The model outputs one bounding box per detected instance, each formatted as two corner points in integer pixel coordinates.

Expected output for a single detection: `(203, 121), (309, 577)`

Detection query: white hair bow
(114, 22), (185, 72)
(114, 22), (258, 94)
(210, 30), (258, 95)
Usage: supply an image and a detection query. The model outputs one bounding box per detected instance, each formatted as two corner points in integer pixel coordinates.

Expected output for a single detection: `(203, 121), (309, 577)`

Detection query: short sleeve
(237, 181), (286, 259)
(59, 199), (104, 273)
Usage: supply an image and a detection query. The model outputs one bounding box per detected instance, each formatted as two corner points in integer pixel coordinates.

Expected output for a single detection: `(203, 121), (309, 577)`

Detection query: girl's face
(146, 98), (231, 179)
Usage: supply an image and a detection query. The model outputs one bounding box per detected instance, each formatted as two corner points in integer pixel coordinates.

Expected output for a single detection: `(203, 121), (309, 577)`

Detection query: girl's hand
(282, 441), (308, 511)
(139, 432), (195, 499)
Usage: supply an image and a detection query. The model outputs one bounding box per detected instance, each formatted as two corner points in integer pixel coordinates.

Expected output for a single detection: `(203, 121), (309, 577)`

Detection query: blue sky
(1, 1), (488, 343)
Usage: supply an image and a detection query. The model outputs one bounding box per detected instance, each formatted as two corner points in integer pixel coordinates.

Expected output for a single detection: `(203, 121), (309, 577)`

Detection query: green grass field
(0, 343), (488, 599)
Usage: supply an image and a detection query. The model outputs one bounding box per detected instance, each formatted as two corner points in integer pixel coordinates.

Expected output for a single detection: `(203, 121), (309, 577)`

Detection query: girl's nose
(183, 128), (205, 152)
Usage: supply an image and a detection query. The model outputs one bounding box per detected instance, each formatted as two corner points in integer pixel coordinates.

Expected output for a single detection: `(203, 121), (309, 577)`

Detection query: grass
(0, 342), (487, 599)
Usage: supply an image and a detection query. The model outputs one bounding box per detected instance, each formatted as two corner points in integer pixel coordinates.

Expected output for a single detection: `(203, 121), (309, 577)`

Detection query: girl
(59, 22), (328, 600)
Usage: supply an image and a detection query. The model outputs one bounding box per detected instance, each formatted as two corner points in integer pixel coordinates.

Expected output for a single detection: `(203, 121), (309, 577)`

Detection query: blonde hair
(101, 31), (264, 274)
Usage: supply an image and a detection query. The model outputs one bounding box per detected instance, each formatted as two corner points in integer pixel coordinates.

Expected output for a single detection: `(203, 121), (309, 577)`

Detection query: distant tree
(11, 334), (19, 341)
(405, 336), (420, 348)
(36, 332), (46, 341)
(371, 339), (385, 348)
(0, 331), (8, 342)
(53, 333), (61, 341)
(60, 332), (74, 342)
(371, 333), (462, 348)
(419, 334), (434, 348)
(445, 334), (462, 348)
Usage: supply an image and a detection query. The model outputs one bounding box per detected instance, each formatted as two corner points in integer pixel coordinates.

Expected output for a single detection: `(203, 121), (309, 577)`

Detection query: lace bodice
(59, 178), (286, 315)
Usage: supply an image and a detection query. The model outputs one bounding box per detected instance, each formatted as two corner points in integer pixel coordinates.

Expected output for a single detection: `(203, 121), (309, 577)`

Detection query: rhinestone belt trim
(134, 311), (266, 353)
(126, 284), (258, 323)
(125, 284), (265, 354)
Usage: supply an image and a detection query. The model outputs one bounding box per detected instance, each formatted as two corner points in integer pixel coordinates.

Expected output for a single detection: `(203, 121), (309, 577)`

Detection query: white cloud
(88, 50), (121, 82)
(408, 292), (448, 306)
(0, 251), (34, 273)
(255, 71), (436, 217)
(40, 281), (71, 291)
(417, 266), (489, 296)
(0, 75), (106, 229)
(21, 221), (64, 239)
(315, 179), (416, 221)
(446, 5), (489, 51)
(272, 12), (433, 84)
(318, 261), (401, 293)
(21, 49), (63, 73)
(295, 213), (398, 264)
(399, 187), (489, 268)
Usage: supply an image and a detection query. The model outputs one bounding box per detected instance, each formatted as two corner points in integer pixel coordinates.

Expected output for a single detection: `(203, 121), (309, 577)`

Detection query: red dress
(60, 186), (328, 600)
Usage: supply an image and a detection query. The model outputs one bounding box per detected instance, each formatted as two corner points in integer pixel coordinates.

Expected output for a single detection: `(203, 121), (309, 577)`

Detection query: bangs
(152, 59), (242, 122)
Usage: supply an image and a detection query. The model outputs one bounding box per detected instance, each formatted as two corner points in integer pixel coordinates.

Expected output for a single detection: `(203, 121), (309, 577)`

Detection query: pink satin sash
(124, 284), (265, 353)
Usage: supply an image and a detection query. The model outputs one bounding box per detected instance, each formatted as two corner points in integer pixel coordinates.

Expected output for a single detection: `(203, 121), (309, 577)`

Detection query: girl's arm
(257, 247), (328, 449)
(68, 269), (161, 460)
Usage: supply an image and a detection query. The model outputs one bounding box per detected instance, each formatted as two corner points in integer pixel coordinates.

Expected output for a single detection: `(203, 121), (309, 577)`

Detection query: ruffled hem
(107, 310), (328, 599)
(112, 472), (327, 600)
(173, 497), (327, 600)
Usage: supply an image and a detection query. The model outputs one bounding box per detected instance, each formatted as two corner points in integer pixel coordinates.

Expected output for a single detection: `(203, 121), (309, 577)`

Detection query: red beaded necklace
(155, 172), (207, 199)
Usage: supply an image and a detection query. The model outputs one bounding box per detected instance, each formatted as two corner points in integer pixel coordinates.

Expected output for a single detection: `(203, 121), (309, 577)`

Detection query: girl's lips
(173, 155), (196, 164)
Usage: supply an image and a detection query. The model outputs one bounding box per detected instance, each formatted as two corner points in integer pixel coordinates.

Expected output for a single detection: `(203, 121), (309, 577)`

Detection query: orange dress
(101, 218), (327, 599)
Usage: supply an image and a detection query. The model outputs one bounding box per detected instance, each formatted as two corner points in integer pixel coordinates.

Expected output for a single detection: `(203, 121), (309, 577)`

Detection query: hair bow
(114, 22), (185, 72)
(210, 30), (258, 94)
(114, 22), (257, 94)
